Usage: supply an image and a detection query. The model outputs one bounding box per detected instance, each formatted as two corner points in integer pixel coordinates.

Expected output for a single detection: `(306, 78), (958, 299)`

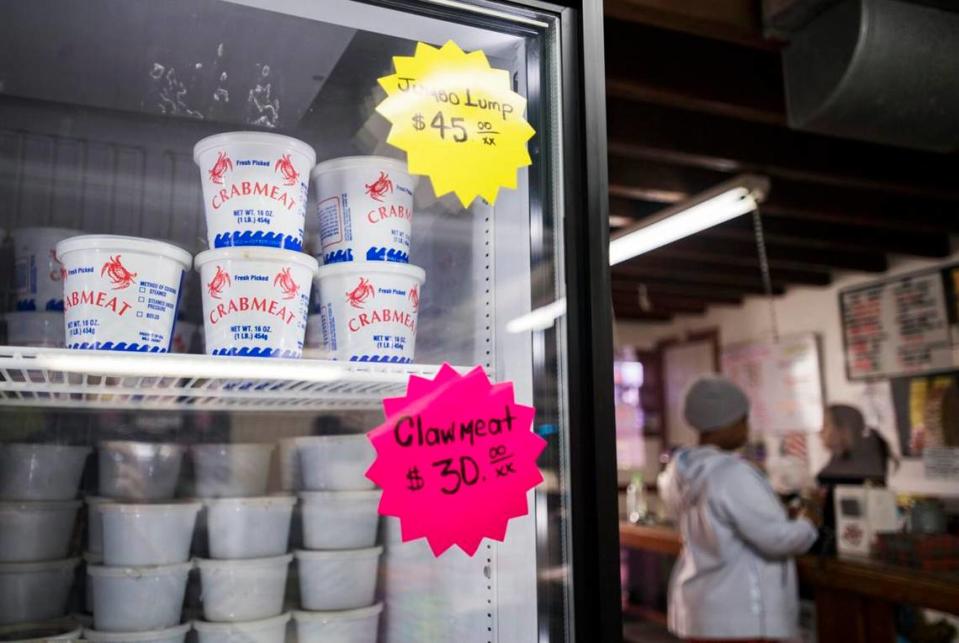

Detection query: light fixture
(506, 297), (567, 334)
(608, 174), (769, 266)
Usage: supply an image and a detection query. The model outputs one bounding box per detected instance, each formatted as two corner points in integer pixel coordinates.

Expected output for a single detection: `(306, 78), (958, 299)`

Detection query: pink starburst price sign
(366, 363), (546, 556)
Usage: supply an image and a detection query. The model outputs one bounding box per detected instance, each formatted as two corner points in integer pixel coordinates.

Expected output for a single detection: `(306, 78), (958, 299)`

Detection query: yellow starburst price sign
(376, 40), (536, 207)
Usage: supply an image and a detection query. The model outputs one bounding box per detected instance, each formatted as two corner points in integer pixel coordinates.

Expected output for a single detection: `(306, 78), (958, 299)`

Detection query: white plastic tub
(85, 552), (102, 614)
(86, 496), (115, 556)
(295, 547), (382, 611)
(0, 558), (79, 625)
(195, 554), (291, 622)
(56, 235), (192, 352)
(310, 156), (415, 265)
(195, 247), (318, 358)
(204, 496), (294, 559)
(276, 438), (302, 492)
(298, 435), (376, 491)
(192, 613), (290, 643)
(12, 227), (79, 312)
(313, 262), (424, 364)
(4, 311), (65, 347)
(100, 502), (201, 566)
(0, 500), (81, 562)
(0, 443), (91, 501)
(299, 490), (381, 550)
(191, 444), (274, 498)
(83, 622), (191, 643)
(0, 619), (83, 641)
(194, 132), (316, 252)
(88, 562), (191, 632)
(98, 442), (184, 501)
(293, 603), (382, 643)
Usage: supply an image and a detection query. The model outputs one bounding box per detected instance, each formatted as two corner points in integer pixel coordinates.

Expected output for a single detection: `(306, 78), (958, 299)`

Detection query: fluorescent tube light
(506, 297), (567, 334)
(608, 174), (769, 266)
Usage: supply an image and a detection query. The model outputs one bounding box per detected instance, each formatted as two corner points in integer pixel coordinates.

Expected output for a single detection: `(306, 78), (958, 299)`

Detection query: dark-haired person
(818, 403), (890, 483)
(815, 403), (892, 554)
(658, 376), (819, 643)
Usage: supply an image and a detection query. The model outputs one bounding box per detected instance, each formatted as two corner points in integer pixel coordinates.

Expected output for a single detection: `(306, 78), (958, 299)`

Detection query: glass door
(0, 1), (615, 641)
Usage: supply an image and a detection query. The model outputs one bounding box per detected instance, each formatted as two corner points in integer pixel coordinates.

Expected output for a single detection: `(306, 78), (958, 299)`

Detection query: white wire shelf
(0, 346), (458, 412)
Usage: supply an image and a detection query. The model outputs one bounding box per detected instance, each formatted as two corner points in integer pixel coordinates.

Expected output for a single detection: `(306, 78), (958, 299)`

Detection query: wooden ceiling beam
(611, 289), (710, 314)
(609, 303), (675, 322)
(644, 237), (888, 272)
(608, 197), (664, 222)
(604, 0), (772, 49)
(612, 274), (785, 298)
(604, 19), (785, 125)
(608, 159), (959, 235)
(607, 99), (959, 200)
(703, 217), (952, 259)
(614, 264), (792, 291)
(614, 257), (832, 287)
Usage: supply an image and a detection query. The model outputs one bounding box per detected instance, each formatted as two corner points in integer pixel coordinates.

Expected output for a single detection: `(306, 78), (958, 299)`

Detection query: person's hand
(797, 491), (824, 528)
(799, 505), (822, 528)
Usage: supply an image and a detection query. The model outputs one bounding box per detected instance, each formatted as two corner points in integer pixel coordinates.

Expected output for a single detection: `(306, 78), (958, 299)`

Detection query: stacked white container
(85, 441), (195, 643)
(6, 227), (77, 347)
(379, 517), (490, 642)
(0, 443), (87, 625)
(192, 132), (319, 360)
(293, 434), (383, 643)
(309, 157), (426, 364)
(189, 443), (293, 643)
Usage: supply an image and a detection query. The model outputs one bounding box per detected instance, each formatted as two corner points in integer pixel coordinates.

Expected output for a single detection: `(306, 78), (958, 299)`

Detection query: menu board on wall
(721, 333), (824, 436)
(840, 264), (959, 380)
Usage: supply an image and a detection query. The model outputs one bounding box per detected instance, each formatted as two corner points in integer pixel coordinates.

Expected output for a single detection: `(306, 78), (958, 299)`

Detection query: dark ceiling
(605, 0), (959, 322)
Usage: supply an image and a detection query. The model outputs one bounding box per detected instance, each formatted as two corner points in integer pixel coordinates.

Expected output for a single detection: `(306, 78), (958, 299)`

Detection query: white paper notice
(721, 333), (824, 436)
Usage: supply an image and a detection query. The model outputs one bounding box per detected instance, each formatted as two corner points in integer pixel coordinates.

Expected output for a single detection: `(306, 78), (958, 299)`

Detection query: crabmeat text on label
(60, 250), (184, 351)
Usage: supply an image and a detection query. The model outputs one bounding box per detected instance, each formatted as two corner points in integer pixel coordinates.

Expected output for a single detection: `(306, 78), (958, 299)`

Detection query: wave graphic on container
(213, 231), (304, 251)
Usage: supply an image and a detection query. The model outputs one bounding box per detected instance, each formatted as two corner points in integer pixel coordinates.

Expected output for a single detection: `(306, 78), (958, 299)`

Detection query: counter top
(619, 522), (682, 556)
(620, 522), (959, 616)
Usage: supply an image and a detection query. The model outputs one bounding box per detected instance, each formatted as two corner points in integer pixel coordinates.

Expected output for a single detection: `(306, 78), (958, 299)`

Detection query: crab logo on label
(207, 265), (231, 300)
(101, 255), (138, 290)
(275, 154), (299, 186)
(208, 151), (233, 185)
(346, 277), (375, 309)
(274, 267), (300, 300)
(365, 171), (394, 202)
(408, 284), (420, 312)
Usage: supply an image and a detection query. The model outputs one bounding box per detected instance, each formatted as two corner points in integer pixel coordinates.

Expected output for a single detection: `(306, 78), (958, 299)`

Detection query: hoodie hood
(658, 446), (737, 515)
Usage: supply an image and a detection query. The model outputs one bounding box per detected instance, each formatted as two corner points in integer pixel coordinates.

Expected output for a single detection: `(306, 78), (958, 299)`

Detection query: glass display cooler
(0, 1), (617, 641)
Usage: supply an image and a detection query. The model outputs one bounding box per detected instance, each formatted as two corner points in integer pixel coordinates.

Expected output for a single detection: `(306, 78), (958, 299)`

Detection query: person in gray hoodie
(658, 375), (820, 642)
